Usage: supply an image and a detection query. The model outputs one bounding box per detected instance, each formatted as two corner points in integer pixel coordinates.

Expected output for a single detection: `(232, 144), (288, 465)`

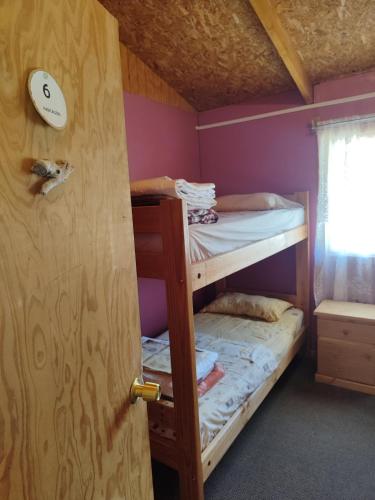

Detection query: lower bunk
(143, 304), (306, 483)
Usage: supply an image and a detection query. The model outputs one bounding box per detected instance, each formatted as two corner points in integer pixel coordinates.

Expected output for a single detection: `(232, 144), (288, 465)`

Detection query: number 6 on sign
(43, 84), (50, 99)
(28, 69), (67, 129)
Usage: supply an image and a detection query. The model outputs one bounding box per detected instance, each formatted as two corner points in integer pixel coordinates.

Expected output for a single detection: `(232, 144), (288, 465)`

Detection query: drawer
(317, 337), (375, 385)
(318, 318), (375, 345)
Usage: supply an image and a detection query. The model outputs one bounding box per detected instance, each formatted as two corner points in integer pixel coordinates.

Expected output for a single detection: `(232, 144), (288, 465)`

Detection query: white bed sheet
(134, 208), (305, 263)
(149, 308), (304, 451)
(189, 208), (305, 262)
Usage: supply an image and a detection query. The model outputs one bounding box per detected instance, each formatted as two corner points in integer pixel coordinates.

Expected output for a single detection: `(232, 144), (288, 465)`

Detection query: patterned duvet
(151, 308), (304, 451)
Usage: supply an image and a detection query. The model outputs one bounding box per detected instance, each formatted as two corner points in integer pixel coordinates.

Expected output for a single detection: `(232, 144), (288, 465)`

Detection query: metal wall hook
(31, 159), (74, 195)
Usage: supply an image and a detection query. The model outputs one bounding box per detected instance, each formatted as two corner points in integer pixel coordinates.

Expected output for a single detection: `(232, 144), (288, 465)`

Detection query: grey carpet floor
(152, 356), (375, 500)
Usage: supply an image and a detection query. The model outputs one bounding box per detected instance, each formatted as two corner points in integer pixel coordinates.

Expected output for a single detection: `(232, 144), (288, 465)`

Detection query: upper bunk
(131, 191), (309, 292)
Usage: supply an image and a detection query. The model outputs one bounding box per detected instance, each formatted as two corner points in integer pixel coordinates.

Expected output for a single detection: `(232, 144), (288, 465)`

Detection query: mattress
(149, 308), (304, 451)
(189, 208), (304, 262)
(134, 207), (305, 263)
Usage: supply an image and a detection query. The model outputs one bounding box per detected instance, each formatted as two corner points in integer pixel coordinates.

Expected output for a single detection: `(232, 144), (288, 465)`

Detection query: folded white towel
(131, 176), (216, 210)
(142, 336), (218, 381)
(175, 179), (215, 197)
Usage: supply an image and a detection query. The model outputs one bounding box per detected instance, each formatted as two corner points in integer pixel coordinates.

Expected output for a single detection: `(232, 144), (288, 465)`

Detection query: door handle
(130, 377), (161, 404)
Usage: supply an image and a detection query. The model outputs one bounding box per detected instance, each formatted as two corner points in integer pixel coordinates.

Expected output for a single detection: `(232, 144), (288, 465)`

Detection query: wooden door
(0, 1), (153, 499)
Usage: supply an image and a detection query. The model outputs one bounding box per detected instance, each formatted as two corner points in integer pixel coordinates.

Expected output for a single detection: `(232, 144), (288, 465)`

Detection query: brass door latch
(130, 377), (161, 404)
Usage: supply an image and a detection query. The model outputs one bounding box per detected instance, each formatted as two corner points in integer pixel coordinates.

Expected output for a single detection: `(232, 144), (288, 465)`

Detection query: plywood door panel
(0, 1), (153, 499)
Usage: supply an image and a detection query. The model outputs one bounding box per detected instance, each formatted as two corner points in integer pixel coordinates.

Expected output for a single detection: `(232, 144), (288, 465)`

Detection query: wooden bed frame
(132, 192), (310, 500)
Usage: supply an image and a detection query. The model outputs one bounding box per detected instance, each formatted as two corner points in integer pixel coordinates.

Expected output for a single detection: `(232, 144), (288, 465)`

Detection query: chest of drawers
(315, 300), (375, 395)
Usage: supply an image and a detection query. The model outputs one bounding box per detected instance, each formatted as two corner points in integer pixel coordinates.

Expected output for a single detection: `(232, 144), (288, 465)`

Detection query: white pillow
(216, 193), (302, 212)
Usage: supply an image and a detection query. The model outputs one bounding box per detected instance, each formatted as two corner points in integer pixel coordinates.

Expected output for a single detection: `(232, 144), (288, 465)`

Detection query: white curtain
(314, 118), (375, 305)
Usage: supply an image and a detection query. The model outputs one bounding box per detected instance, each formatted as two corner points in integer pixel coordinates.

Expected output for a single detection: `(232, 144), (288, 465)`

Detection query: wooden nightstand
(314, 300), (375, 395)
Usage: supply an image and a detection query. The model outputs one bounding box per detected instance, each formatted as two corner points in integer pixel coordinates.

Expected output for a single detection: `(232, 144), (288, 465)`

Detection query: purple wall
(125, 93), (200, 182)
(314, 71), (375, 102)
(125, 92), (200, 336)
(198, 72), (375, 318)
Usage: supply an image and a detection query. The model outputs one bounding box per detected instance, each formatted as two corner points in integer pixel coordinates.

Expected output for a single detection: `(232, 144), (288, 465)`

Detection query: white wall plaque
(28, 69), (67, 130)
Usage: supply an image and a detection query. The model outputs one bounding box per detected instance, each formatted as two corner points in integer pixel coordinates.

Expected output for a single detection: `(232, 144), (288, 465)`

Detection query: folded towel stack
(130, 177), (218, 224)
(174, 178), (216, 210)
(141, 336), (224, 399)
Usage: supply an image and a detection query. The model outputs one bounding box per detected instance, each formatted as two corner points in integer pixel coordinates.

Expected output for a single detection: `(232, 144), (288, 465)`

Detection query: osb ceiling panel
(274, 0), (375, 84)
(100, 0), (294, 110)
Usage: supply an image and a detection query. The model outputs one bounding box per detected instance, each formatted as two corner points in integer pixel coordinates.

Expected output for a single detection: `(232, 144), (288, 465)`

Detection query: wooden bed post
(295, 192), (310, 326)
(160, 199), (204, 500)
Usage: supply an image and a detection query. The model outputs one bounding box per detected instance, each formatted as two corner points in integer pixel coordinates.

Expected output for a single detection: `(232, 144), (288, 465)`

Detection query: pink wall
(125, 93), (200, 181)
(125, 92), (200, 336)
(198, 73), (375, 319)
(314, 70), (375, 102)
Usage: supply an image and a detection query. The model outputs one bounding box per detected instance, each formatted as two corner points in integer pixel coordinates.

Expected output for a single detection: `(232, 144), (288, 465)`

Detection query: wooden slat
(132, 205), (163, 233)
(149, 433), (179, 470)
(202, 326), (306, 481)
(296, 237), (310, 320)
(287, 191), (310, 326)
(249, 0), (313, 104)
(192, 224), (308, 291)
(135, 253), (167, 279)
(148, 400), (176, 436)
(119, 43), (195, 112)
(315, 373), (375, 396)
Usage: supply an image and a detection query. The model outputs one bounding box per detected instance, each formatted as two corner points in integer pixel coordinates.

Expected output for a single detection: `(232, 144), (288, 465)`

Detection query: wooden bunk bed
(132, 192), (310, 500)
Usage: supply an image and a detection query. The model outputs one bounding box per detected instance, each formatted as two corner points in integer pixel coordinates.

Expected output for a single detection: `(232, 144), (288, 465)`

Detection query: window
(326, 131), (375, 256)
(314, 116), (375, 304)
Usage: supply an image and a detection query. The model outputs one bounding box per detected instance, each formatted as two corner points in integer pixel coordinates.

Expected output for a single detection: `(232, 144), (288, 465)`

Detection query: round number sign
(28, 70), (67, 130)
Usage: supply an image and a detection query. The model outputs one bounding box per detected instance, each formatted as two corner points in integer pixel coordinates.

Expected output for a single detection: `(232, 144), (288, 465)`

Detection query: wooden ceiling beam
(249, 0), (313, 104)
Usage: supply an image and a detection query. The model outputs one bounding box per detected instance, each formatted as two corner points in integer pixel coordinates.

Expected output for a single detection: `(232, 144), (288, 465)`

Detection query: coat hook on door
(31, 159), (74, 195)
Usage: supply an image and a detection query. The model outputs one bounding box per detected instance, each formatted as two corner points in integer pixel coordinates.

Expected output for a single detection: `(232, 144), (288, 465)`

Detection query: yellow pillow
(201, 293), (293, 322)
